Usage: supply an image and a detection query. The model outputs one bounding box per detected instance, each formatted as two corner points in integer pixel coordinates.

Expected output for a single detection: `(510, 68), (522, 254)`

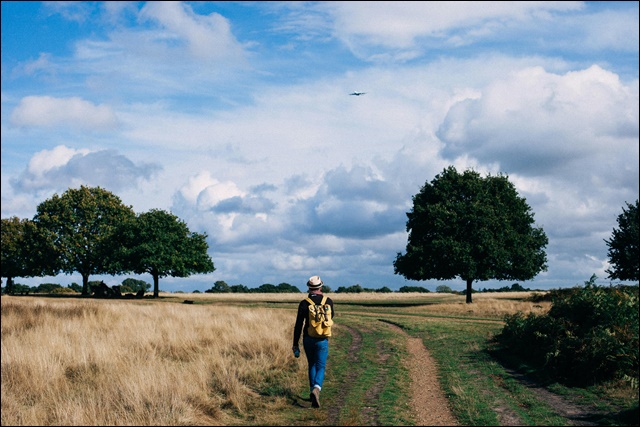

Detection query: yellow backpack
(305, 296), (333, 338)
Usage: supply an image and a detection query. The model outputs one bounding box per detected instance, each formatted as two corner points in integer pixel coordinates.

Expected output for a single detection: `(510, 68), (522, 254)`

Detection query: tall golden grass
(1, 291), (550, 426)
(1, 296), (304, 426)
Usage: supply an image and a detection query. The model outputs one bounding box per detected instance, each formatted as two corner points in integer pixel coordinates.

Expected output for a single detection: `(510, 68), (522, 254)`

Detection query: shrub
(398, 285), (430, 293)
(34, 283), (63, 293)
(496, 275), (639, 386)
(336, 284), (364, 293)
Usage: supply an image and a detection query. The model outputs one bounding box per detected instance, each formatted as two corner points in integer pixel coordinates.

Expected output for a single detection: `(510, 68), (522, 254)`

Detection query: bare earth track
(326, 319), (608, 426)
(388, 323), (459, 426)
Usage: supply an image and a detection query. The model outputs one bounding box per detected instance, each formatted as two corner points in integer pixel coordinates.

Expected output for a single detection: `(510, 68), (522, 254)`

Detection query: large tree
(394, 166), (548, 303)
(33, 186), (136, 296)
(605, 199), (639, 281)
(1, 217), (57, 294)
(2, 217), (30, 294)
(115, 209), (215, 297)
(2, 216), (45, 294)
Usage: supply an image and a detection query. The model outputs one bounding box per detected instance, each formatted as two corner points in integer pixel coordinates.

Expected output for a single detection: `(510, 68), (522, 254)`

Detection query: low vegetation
(2, 288), (638, 426)
(497, 276), (639, 387)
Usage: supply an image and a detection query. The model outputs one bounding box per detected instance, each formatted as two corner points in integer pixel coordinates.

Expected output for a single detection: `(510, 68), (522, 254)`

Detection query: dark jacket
(293, 292), (335, 346)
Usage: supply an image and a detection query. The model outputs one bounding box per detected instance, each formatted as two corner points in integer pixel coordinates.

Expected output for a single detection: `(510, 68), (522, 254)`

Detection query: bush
(398, 285), (430, 293)
(496, 275), (639, 386)
(336, 284), (364, 293)
(34, 283), (63, 293)
(51, 287), (77, 294)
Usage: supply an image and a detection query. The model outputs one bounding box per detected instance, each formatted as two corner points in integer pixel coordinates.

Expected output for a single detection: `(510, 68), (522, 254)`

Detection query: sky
(1, 1), (638, 293)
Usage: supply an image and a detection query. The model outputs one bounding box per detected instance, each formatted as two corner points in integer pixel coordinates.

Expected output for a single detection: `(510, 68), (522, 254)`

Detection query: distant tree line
(2, 185), (214, 298)
(2, 279), (547, 295)
(4, 278), (153, 296)
(204, 281), (303, 293)
(3, 175), (637, 299)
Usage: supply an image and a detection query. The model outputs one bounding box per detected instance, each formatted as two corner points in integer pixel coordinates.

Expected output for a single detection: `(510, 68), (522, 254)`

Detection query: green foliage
(67, 282), (83, 293)
(481, 283), (531, 293)
(606, 199), (639, 281)
(33, 185), (136, 295)
(205, 280), (231, 293)
(336, 284), (364, 293)
(436, 285), (453, 293)
(336, 284), (391, 293)
(87, 280), (106, 294)
(276, 282), (301, 292)
(34, 283), (63, 293)
(1, 216), (58, 293)
(398, 285), (430, 293)
(120, 278), (151, 293)
(229, 284), (250, 293)
(252, 282), (301, 293)
(115, 208), (215, 297)
(497, 275), (639, 386)
(394, 166), (548, 303)
(1, 217), (28, 294)
(6, 283), (33, 294)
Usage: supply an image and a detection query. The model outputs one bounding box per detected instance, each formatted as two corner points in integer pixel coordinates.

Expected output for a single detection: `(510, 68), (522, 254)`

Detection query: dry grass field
(164, 290), (551, 319)
(1, 291), (553, 426)
(1, 295), (304, 425)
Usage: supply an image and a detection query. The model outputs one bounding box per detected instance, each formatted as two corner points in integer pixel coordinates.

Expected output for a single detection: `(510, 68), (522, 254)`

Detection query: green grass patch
(394, 317), (569, 426)
(322, 314), (414, 426)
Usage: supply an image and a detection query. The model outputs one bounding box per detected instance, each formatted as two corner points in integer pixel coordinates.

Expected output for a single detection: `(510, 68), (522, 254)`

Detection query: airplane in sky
(349, 91), (366, 96)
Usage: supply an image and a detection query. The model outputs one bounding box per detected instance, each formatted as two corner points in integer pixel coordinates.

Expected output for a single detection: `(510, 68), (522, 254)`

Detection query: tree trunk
(153, 273), (160, 298)
(466, 278), (473, 304)
(82, 274), (90, 296)
(6, 277), (14, 295)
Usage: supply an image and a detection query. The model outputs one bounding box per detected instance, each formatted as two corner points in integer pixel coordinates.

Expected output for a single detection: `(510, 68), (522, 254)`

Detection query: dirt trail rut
(386, 322), (459, 426)
(322, 319), (605, 426)
(329, 322), (458, 425)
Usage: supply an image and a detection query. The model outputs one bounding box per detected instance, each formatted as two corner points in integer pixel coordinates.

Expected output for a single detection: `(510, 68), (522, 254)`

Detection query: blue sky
(1, 1), (638, 292)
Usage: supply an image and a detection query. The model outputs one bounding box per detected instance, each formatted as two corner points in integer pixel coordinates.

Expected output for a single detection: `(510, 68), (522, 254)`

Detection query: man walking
(292, 275), (335, 408)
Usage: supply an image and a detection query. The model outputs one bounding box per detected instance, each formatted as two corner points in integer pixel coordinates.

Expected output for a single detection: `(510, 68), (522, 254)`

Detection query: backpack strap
(305, 296), (327, 306)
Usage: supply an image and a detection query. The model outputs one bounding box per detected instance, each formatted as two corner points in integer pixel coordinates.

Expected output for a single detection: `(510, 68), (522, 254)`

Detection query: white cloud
(2, 2), (637, 291)
(13, 53), (55, 78)
(28, 145), (90, 175)
(175, 171), (246, 211)
(43, 1), (93, 23)
(438, 65), (639, 177)
(10, 96), (120, 130)
(139, 1), (246, 61)
(10, 145), (160, 194)
(326, 1), (584, 60)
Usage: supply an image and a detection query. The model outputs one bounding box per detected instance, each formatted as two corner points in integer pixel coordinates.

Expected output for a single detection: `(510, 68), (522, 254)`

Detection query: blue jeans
(303, 336), (329, 393)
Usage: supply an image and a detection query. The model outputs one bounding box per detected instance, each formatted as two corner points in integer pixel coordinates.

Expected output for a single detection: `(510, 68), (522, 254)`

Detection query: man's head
(307, 275), (323, 291)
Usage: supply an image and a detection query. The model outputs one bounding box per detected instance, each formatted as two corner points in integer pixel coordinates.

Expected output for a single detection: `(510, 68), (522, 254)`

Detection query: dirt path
(323, 318), (607, 426)
(501, 367), (603, 426)
(326, 324), (363, 425)
(329, 321), (459, 425)
(392, 322), (608, 427)
(391, 321), (606, 426)
(386, 322), (459, 426)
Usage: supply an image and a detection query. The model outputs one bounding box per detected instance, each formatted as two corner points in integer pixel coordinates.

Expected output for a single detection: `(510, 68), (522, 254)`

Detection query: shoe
(310, 387), (320, 408)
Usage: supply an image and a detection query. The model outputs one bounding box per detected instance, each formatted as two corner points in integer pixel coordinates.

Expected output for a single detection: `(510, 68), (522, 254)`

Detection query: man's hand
(292, 346), (300, 358)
